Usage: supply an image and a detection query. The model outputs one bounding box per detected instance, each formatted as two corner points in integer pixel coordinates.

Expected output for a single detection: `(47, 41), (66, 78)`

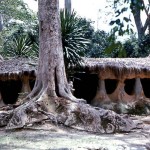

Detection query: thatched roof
(83, 58), (150, 70)
(81, 57), (150, 79)
(0, 57), (150, 80)
(0, 58), (37, 80)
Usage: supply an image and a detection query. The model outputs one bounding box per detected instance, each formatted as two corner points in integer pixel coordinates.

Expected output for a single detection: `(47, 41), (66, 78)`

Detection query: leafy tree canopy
(0, 0), (36, 24)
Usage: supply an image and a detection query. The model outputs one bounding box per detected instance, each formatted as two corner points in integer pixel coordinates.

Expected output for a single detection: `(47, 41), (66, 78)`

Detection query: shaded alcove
(124, 79), (135, 95)
(0, 80), (22, 104)
(73, 73), (98, 104)
(29, 79), (36, 90)
(105, 79), (118, 94)
(141, 78), (150, 98)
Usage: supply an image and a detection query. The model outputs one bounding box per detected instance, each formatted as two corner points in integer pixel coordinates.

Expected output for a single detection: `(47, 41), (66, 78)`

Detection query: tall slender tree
(65, 0), (71, 14)
(109, 0), (150, 40)
(130, 0), (150, 40)
(0, 15), (3, 31)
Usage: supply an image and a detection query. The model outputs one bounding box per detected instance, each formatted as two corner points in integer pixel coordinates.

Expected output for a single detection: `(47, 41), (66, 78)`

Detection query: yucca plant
(3, 10), (90, 64)
(1, 21), (39, 58)
(60, 9), (90, 69)
(3, 34), (33, 57)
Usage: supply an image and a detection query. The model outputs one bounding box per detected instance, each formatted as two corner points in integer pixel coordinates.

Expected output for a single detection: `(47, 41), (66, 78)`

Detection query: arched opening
(124, 79), (135, 95)
(0, 80), (22, 104)
(141, 78), (150, 98)
(73, 73), (98, 104)
(105, 79), (118, 94)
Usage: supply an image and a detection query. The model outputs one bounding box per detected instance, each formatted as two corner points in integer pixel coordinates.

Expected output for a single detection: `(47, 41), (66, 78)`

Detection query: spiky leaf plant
(60, 9), (90, 69)
(1, 20), (39, 58)
(3, 34), (33, 58)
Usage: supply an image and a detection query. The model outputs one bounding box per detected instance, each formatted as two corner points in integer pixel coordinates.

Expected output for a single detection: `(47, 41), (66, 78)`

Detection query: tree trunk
(0, 0), (135, 133)
(36, 0), (79, 101)
(131, 0), (150, 40)
(131, 0), (144, 40)
(0, 14), (3, 31)
(65, 0), (71, 14)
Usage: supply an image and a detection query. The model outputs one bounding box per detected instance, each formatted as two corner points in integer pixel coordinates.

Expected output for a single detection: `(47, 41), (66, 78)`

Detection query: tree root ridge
(0, 111), (13, 127)
(0, 96), (136, 133)
(56, 102), (136, 133)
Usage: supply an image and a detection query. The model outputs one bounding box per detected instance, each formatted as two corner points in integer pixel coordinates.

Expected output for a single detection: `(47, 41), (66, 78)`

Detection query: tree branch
(142, 0), (149, 17)
(143, 17), (149, 33)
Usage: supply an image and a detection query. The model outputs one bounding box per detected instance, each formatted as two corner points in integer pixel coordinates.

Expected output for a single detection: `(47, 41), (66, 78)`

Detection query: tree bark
(131, 0), (144, 40)
(131, 0), (150, 40)
(65, 0), (71, 14)
(0, 14), (3, 31)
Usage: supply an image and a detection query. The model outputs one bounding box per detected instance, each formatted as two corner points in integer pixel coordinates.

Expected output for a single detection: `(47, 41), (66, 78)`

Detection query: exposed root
(1, 91), (136, 133)
(0, 110), (13, 127)
(97, 98), (150, 115)
(56, 102), (136, 133)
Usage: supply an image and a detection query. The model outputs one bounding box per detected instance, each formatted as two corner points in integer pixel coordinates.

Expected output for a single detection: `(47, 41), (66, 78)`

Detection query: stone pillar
(91, 78), (110, 106)
(134, 78), (144, 100)
(109, 79), (134, 103)
(109, 79), (125, 102)
(17, 76), (31, 102)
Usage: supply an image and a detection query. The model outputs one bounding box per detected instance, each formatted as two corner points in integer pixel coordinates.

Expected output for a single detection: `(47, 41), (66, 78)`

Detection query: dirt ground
(0, 116), (150, 150)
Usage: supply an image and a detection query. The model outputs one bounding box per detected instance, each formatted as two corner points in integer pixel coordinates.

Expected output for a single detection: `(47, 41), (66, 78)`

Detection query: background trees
(0, 0), (37, 56)
(109, 0), (150, 40)
(1, 0), (150, 61)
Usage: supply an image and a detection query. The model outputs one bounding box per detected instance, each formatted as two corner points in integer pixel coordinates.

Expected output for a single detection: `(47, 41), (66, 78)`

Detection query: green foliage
(76, 18), (94, 40)
(0, 0), (38, 58)
(0, 0), (36, 24)
(2, 8), (90, 66)
(85, 30), (109, 58)
(123, 34), (150, 57)
(85, 30), (126, 58)
(60, 9), (90, 68)
(108, 0), (144, 36)
(138, 35), (150, 57)
(2, 21), (39, 58)
(3, 34), (32, 57)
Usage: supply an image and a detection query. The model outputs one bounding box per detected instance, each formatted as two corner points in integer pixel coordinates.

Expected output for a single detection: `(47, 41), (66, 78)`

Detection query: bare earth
(0, 116), (150, 150)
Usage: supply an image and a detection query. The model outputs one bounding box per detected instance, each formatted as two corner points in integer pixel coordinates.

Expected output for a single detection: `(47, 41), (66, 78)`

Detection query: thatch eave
(0, 57), (150, 80)
(79, 58), (150, 79)
(0, 58), (37, 81)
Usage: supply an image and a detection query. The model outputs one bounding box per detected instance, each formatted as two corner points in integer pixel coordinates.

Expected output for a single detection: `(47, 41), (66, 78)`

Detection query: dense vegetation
(1, 0), (150, 64)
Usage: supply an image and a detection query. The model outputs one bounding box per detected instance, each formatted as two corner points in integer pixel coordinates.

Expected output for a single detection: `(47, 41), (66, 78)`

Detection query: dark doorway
(0, 80), (22, 104)
(29, 79), (35, 90)
(105, 79), (118, 94)
(124, 79), (135, 95)
(141, 78), (150, 98)
(73, 73), (98, 104)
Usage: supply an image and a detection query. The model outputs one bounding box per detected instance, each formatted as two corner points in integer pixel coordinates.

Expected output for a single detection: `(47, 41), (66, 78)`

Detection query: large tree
(0, 0), (135, 133)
